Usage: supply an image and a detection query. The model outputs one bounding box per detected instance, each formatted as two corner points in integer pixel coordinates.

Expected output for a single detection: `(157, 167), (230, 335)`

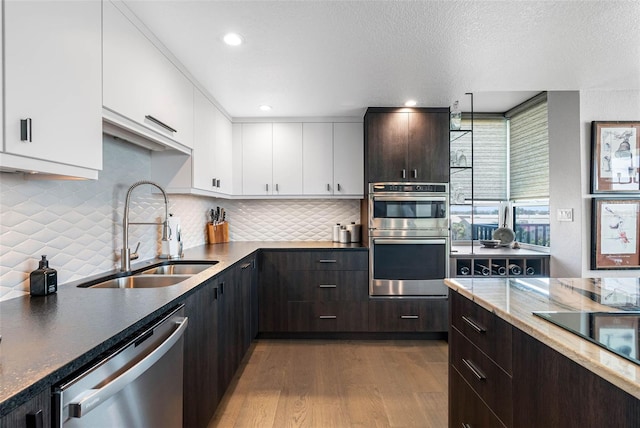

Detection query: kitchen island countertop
(0, 241), (365, 416)
(445, 277), (640, 400)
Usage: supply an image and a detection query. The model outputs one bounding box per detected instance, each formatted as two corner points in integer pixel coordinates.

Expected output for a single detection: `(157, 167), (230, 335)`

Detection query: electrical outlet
(557, 208), (573, 222)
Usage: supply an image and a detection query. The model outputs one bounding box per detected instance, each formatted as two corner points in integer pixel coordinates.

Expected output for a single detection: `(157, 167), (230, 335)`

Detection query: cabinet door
(212, 105), (234, 194)
(103, 0), (193, 149)
(258, 251), (289, 332)
(4, 0), (101, 170)
(449, 368), (506, 428)
(242, 123), (273, 195)
(0, 387), (51, 428)
(183, 278), (219, 428)
(272, 123), (303, 195)
(408, 111), (449, 182)
(217, 271), (238, 398)
(193, 89), (217, 191)
(365, 112), (408, 182)
(303, 123), (334, 195)
(333, 122), (364, 196)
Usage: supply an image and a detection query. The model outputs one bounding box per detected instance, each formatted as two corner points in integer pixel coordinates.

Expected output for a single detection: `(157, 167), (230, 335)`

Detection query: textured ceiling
(124, 0), (640, 117)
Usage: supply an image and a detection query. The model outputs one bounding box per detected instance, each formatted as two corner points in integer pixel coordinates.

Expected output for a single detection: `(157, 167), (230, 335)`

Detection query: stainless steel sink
(139, 262), (217, 275)
(77, 260), (218, 288)
(88, 275), (191, 289)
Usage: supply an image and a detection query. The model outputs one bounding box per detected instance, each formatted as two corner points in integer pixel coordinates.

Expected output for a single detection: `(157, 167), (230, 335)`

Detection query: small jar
(339, 228), (351, 244)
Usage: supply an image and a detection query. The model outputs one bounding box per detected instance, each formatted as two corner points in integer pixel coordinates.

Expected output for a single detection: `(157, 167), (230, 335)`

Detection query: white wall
(0, 136), (360, 301)
(548, 91), (582, 277)
(580, 89), (640, 277)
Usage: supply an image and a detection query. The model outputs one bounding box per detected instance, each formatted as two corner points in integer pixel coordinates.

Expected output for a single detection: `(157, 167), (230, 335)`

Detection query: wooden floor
(208, 339), (449, 428)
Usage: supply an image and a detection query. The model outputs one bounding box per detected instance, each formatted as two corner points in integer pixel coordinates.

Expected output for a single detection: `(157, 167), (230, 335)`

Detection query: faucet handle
(131, 242), (140, 261)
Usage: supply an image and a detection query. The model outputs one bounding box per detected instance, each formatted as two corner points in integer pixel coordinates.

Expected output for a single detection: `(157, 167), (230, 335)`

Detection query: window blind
(450, 115), (507, 203)
(507, 94), (549, 200)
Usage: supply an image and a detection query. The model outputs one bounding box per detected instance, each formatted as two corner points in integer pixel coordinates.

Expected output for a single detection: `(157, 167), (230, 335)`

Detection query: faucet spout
(121, 180), (170, 272)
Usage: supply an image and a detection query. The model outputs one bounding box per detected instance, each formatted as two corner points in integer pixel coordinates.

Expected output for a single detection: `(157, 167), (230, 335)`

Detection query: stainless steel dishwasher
(53, 305), (188, 428)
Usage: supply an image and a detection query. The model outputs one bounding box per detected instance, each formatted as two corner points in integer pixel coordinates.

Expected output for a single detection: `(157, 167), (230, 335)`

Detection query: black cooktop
(534, 311), (640, 366)
(533, 278), (640, 365)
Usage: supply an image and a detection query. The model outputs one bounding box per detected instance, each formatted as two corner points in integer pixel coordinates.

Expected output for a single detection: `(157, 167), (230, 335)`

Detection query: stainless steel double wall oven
(368, 182), (449, 297)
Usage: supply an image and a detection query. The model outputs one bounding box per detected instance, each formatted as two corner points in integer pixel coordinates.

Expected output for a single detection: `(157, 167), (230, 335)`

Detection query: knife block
(207, 222), (229, 244)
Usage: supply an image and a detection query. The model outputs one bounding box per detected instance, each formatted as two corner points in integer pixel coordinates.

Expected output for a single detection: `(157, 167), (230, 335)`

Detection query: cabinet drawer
(451, 291), (512, 373)
(287, 271), (368, 301)
(449, 367), (507, 428)
(262, 250), (367, 271)
(368, 299), (448, 332)
(451, 327), (512, 426)
(287, 301), (368, 332)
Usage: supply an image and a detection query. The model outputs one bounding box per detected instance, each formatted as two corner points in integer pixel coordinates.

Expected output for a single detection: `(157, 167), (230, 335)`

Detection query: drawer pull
(241, 263), (251, 270)
(462, 358), (487, 381)
(400, 315), (419, 319)
(318, 260), (337, 263)
(319, 315), (337, 319)
(319, 284), (337, 288)
(462, 424), (472, 428)
(462, 316), (486, 334)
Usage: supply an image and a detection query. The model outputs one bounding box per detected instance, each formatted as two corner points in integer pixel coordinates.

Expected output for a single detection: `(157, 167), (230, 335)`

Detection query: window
(451, 202), (503, 242)
(512, 201), (550, 247)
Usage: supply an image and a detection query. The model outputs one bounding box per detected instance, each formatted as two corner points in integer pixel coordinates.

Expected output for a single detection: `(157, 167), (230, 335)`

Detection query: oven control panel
(370, 183), (448, 193)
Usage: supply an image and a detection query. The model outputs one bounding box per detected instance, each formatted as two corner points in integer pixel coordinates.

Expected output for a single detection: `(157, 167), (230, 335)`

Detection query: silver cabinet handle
(145, 115), (177, 133)
(401, 169), (406, 179)
(400, 315), (419, 319)
(319, 315), (337, 319)
(318, 260), (337, 263)
(68, 316), (189, 418)
(276, 183), (279, 192)
(265, 183), (269, 192)
(216, 179), (221, 188)
(462, 358), (487, 381)
(412, 169), (417, 178)
(241, 263), (251, 270)
(337, 183), (341, 192)
(319, 284), (337, 288)
(20, 118), (32, 142)
(462, 424), (472, 428)
(327, 183), (331, 191)
(462, 315), (486, 333)
(212, 178), (217, 188)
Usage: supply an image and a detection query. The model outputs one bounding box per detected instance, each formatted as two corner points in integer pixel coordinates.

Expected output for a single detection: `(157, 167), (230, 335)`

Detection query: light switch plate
(557, 208), (573, 222)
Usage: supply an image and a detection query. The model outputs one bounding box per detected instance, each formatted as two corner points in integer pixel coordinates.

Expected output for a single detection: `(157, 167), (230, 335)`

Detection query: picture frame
(591, 121), (640, 194)
(591, 198), (640, 269)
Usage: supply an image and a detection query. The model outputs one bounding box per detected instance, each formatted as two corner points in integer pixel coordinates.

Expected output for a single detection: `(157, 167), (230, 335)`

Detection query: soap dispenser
(30, 255), (57, 296)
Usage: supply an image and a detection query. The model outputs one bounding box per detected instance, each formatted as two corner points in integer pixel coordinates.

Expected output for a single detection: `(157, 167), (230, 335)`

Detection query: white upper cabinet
(242, 123), (273, 195)
(103, 0), (193, 151)
(2, 0), (102, 178)
(333, 122), (364, 196)
(192, 89), (233, 194)
(273, 123), (303, 195)
(303, 123), (334, 195)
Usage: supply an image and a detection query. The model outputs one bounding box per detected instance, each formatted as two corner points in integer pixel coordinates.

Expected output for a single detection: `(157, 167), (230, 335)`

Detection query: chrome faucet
(121, 180), (170, 272)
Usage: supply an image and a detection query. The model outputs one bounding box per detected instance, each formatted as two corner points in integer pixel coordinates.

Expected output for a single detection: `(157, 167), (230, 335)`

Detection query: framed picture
(591, 198), (640, 269)
(591, 121), (640, 193)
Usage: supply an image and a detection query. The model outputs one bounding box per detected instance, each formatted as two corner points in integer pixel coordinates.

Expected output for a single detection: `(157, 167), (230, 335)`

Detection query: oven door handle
(372, 196), (448, 202)
(373, 238), (447, 245)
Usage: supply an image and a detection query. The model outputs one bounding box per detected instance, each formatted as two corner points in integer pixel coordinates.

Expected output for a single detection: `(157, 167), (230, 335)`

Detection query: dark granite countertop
(0, 241), (366, 416)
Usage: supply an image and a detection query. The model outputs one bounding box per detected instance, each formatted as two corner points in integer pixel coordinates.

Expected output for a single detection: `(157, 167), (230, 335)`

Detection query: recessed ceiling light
(405, 100), (417, 107)
(223, 33), (243, 46)
(259, 105), (272, 112)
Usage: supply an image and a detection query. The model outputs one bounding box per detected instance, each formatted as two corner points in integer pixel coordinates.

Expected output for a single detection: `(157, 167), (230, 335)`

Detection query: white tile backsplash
(0, 135), (360, 301)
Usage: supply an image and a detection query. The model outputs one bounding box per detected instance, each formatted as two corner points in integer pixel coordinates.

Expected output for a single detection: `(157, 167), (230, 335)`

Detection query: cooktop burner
(534, 311), (640, 366)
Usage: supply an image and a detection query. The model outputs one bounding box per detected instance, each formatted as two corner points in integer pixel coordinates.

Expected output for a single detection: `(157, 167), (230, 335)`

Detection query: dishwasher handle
(68, 316), (188, 418)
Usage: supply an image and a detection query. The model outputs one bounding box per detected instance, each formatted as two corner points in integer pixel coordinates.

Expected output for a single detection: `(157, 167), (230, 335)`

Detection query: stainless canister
(332, 224), (341, 242)
(339, 228), (351, 243)
(345, 222), (361, 243)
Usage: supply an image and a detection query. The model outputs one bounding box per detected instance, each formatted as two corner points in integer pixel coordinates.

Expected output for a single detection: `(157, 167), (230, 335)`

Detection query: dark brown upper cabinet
(364, 107), (449, 185)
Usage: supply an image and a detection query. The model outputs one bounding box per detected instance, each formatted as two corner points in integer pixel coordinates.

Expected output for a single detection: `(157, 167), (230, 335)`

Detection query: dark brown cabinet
(258, 249), (369, 333)
(364, 107), (449, 184)
(368, 299), (448, 332)
(183, 255), (257, 428)
(183, 277), (220, 428)
(449, 289), (640, 428)
(0, 388), (51, 428)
